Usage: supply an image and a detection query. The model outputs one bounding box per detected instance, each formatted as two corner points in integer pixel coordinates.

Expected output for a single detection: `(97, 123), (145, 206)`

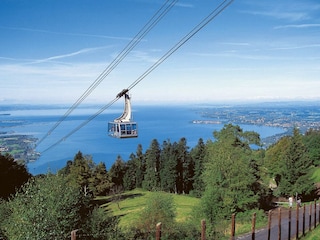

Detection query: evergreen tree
(143, 139), (161, 191)
(191, 138), (207, 197)
(303, 129), (320, 166)
(279, 127), (314, 196)
(264, 136), (291, 188)
(160, 140), (177, 193)
(177, 137), (193, 194)
(109, 155), (126, 188)
(89, 162), (113, 196)
(66, 151), (94, 195)
(134, 144), (145, 188)
(123, 154), (137, 191)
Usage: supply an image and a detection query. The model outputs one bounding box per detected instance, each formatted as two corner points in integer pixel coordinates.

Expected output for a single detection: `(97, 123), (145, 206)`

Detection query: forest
(1, 123), (320, 239)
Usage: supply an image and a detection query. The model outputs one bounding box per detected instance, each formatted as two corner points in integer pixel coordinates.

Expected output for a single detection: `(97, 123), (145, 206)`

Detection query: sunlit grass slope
(95, 189), (200, 228)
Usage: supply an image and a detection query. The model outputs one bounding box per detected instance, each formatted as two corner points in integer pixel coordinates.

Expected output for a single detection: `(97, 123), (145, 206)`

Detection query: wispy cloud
(29, 46), (110, 64)
(0, 26), (132, 41)
(241, 10), (308, 22)
(271, 43), (320, 51)
(176, 2), (194, 8)
(274, 23), (320, 29)
(240, 0), (320, 22)
(219, 42), (251, 46)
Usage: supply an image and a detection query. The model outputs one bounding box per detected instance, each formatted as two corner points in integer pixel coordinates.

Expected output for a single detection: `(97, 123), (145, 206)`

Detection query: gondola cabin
(108, 121), (137, 138)
(108, 90), (138, 138)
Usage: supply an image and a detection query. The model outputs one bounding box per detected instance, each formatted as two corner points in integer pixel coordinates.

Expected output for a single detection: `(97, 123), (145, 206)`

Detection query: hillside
(96, 189), (201, 228)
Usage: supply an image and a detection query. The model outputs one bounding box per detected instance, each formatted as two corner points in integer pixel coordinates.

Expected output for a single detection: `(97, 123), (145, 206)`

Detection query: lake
(0, 105), (285, 175)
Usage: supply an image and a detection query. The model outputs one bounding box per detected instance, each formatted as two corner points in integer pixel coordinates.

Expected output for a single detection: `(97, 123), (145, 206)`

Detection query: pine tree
(143, 139), (161, 191)
(109, 155), (126, 188)
(191, 138), (206, 197)
(123, 154), (137, 190)
(279, 128), (314, 196)
(134, 144), (145, 188)
(67, 151), (94, 195)
(177, 137), (193, 194)
(89, 162), (113, 196)
(159, 140), (177, 193)
(303, 129), (320, 166)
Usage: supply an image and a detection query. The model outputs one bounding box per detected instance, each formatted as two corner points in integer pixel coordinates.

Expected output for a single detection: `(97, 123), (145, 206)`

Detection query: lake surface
(0, 105), (285, 175)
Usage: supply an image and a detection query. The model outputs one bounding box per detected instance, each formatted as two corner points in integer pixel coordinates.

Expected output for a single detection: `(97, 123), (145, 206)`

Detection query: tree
(177, 137), (193, 194)
(65, 151), (95, 195)
(1, 174), (120, 239)
(278, 127), (314, 197)
(123, 154), (137, 191)
(201, 124), (260, 225)
(109, 155), (126, 188)
(191, 138), (207, 197)
(159, 140), (177, 193)
(89, 162), (113, 196)
(143, 139), (161, 191)
(303, 129), (320, 166)
(0, 153), (30, 199)
(136, 192), (176, 238)
(134, 144), (145, 188)
(264, 136), (291, 187)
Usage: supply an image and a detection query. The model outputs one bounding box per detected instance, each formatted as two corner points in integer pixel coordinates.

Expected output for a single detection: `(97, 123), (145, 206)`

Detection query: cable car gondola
(108, 90), (138, 138)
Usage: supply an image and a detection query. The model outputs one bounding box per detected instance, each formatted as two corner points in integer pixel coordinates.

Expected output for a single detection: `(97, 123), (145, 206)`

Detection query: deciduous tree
(201, 124), (260, 225)
(0, 153), (30, 199)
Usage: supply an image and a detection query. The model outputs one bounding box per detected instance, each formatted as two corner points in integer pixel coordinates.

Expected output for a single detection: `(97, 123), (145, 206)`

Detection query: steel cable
(40, 0), (234, 154)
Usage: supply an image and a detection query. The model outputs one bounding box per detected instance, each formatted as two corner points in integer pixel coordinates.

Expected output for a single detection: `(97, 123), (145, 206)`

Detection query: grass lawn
(95, 189), (201, 228)
(311, 166), (320, 182)
(303, 225), (320, 240)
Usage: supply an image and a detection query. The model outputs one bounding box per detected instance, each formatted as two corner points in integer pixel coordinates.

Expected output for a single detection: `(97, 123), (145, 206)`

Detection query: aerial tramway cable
(36, 0), (178, 147)
(41, 0), (234, 154)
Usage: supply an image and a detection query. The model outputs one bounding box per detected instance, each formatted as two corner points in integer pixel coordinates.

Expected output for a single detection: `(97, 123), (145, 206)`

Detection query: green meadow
(96, 189), (200, 228)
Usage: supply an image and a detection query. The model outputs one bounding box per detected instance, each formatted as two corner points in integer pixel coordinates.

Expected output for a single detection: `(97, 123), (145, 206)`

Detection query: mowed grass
(311, 166), (320, 182)
(95, 189), (200, 228)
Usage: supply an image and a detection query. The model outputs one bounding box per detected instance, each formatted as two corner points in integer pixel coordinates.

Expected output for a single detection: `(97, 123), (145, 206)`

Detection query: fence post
(278, 207), (281, 240)
(251, 212), (256, 240)
(201, 219), (206, 240)
(288, 207), (291, 240)
(230, 213), (236, 240)
(296, 203), (299, 240)
(156, 222), (162, 240)
(303, 204), (306, 236)
(71, 230), (78, 240)
(267, 210), (272, 240)
(309, 203), (312, 231)
(314, 199), (317, 229)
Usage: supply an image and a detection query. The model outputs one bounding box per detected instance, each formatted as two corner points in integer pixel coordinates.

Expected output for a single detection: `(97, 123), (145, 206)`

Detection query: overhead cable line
(41, 0), (234, 154)
(36, 0), (178, 147)
(126, 0), (234, 92)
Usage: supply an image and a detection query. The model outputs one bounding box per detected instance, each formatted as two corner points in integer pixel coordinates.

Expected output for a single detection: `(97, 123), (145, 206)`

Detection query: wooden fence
(71, 200), (320, 240)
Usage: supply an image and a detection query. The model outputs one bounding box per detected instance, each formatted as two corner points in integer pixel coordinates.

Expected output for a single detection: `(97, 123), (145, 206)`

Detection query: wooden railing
(70, 200), (320, 240)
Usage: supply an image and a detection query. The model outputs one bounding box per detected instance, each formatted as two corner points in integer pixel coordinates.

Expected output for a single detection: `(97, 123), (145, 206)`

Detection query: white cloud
(274, 23), (320, 29)
(0, 26), (133, 41)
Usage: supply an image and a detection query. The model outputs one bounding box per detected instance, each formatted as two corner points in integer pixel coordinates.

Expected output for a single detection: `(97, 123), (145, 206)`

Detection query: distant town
(0, 131), (39, 163)
(192, 102), (320, 147)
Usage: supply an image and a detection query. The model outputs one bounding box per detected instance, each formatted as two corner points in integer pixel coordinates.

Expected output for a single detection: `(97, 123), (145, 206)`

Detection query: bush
(0, 174), (121, 239)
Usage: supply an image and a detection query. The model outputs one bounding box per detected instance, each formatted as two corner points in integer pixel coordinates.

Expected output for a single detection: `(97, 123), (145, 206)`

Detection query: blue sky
(1, 0), (320, 105)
